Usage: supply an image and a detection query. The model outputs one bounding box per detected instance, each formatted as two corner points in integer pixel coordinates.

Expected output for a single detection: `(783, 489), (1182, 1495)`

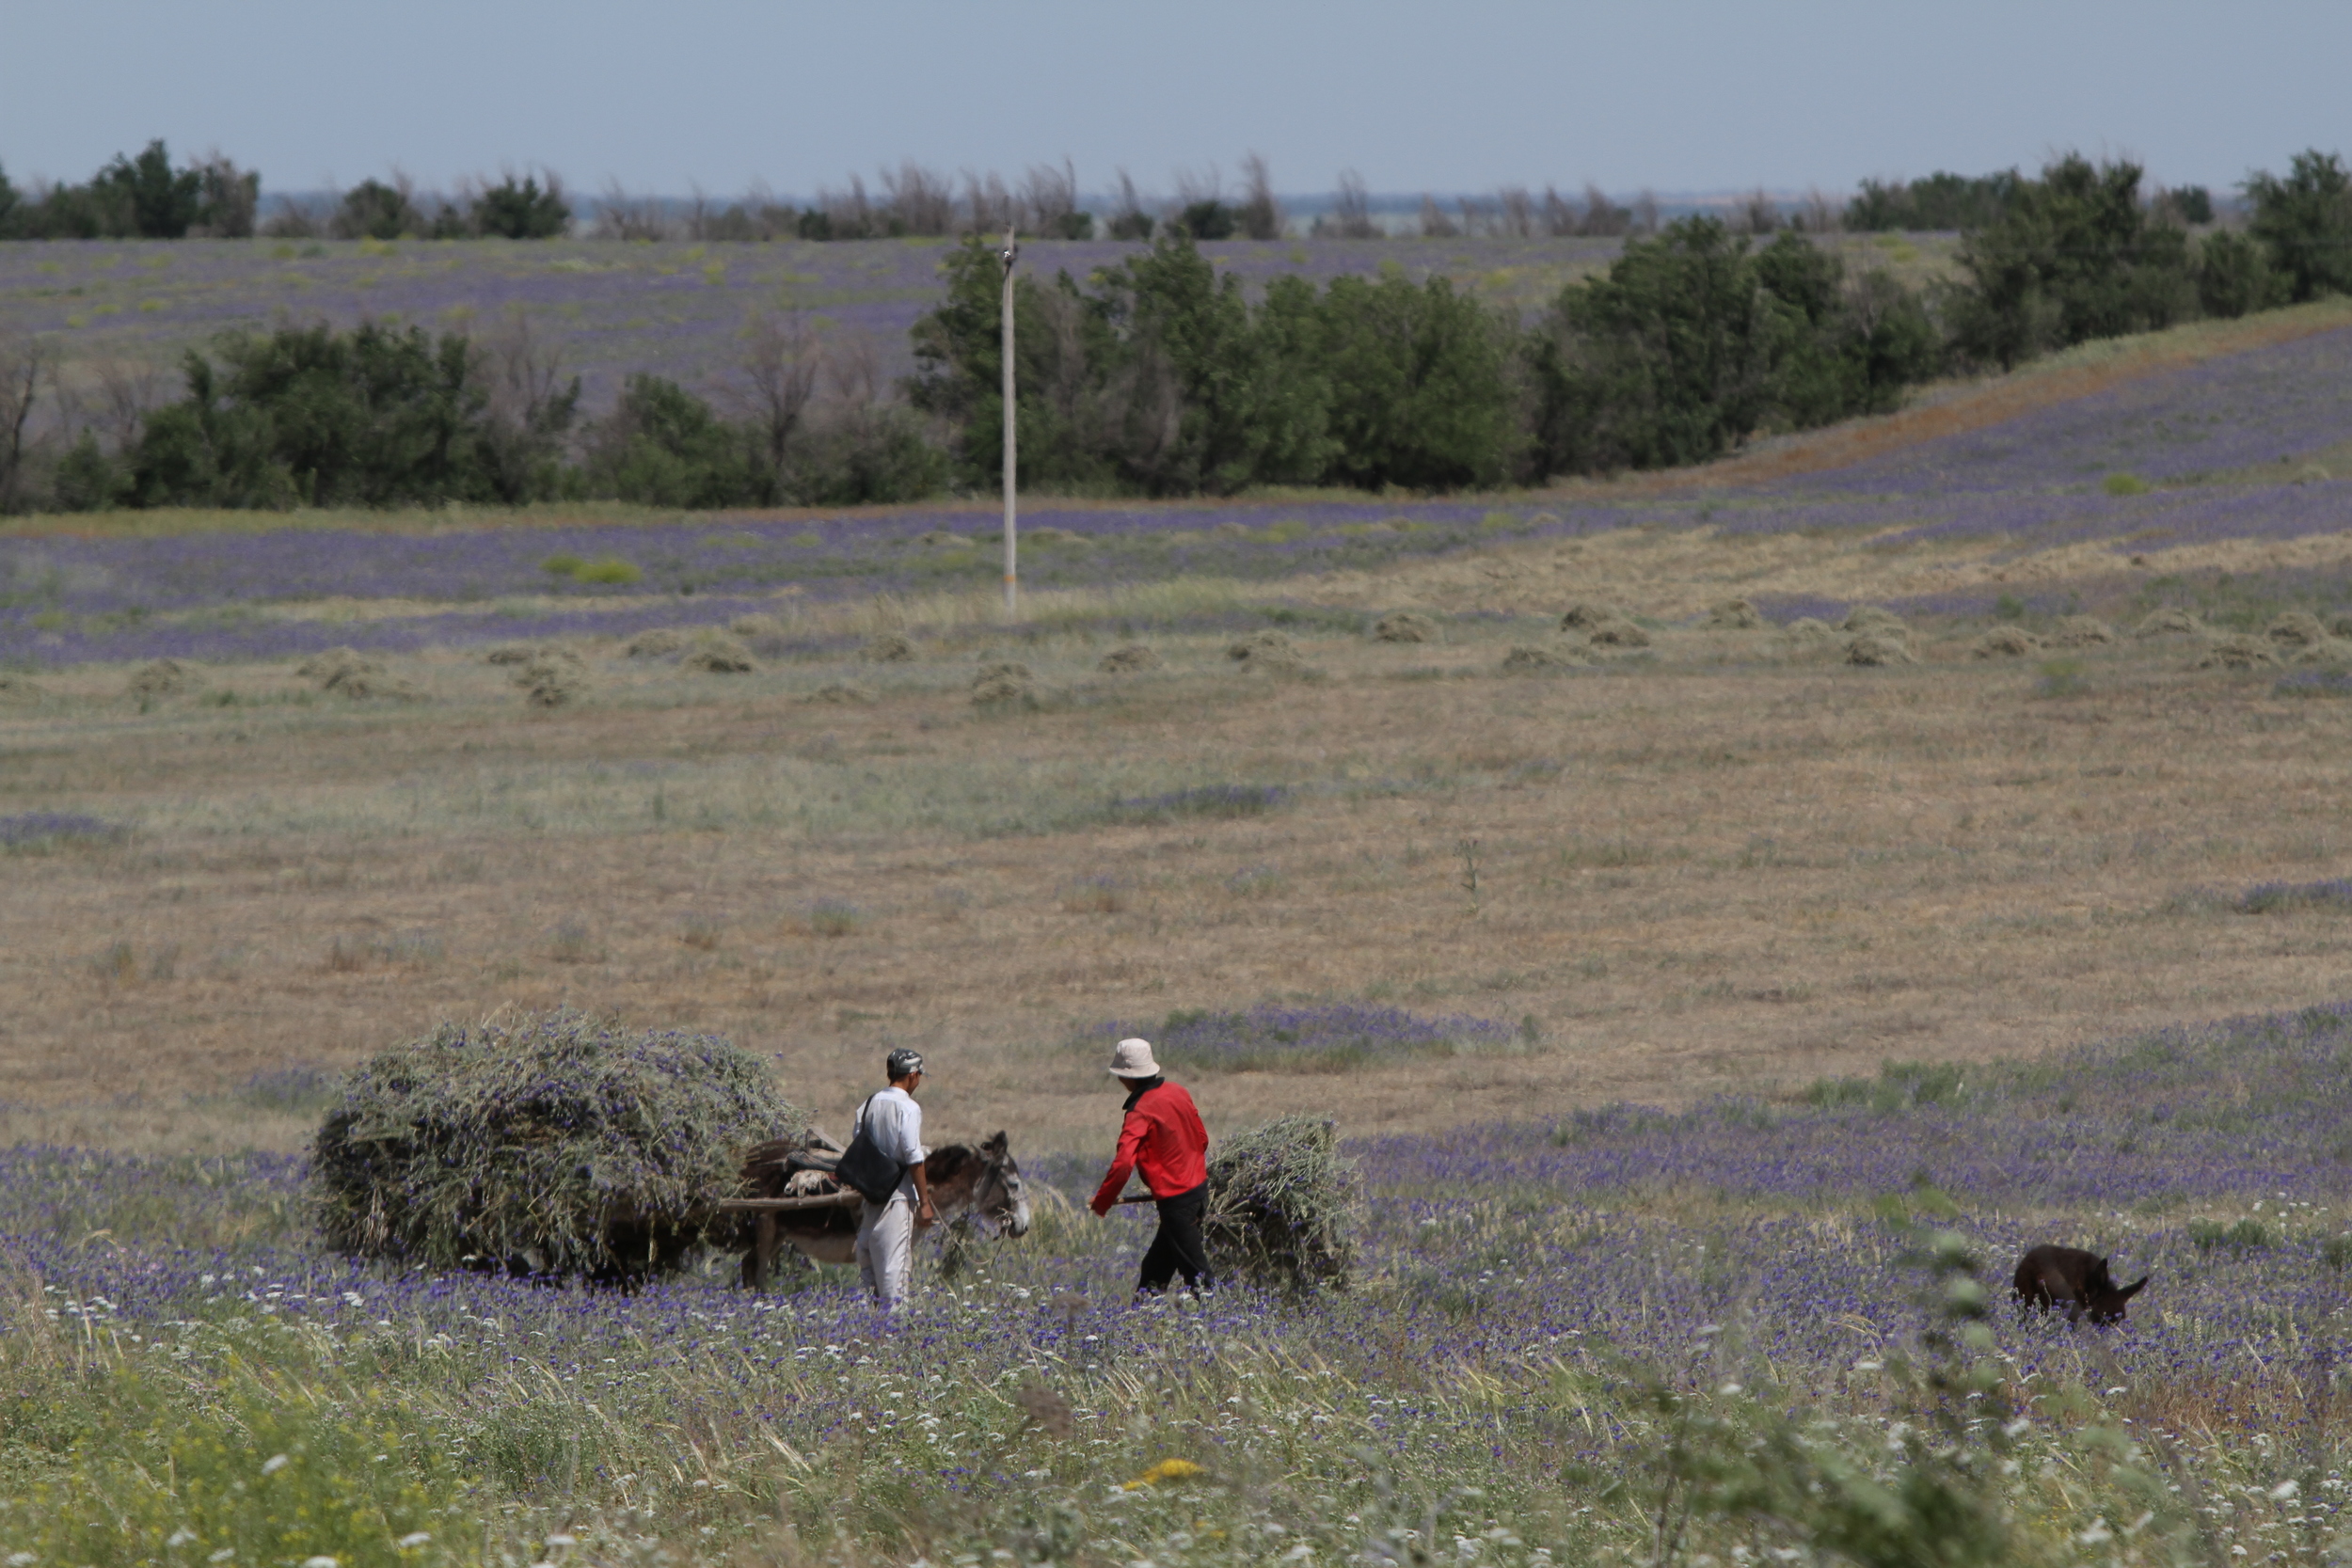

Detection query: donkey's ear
(984, 1131), (1009, 1154)
(2120, 1275), (2149, 1299)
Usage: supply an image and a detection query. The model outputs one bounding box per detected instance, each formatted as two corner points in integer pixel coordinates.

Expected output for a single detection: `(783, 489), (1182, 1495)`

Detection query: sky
(3, 0), (2346, 204)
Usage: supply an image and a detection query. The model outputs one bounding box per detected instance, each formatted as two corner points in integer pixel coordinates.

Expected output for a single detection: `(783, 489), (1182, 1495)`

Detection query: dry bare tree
(1238, 152), (1283, 240)
(961, 169), (1016, 236)
(0, 329), (54, 512)
(1796, 187), (1845, 233)
(1579, 183), (1632, 237)
(1497, 186), (1534, 238)
(476, 308), (578, 501)
(884, 162), (955, 235)
(1108, 169), (1154, 239)
(1542, 185), (1578, 236)
(596, 180), (670, 241)
(1455, 196), (1488, 236)
(1024, 159), (1080, 236)
(734, 309), (822, 474)
(1418, 196), (1459, 237)
(1736, 188), (1780, 234)
(1632, 190), (1661, 234)
(819, 175), (875, 239)
(1327, 170), (1378, 238)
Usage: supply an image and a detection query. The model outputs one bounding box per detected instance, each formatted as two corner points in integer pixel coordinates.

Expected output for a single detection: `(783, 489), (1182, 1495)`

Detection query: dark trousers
(1138, 1182), (1214, 1296)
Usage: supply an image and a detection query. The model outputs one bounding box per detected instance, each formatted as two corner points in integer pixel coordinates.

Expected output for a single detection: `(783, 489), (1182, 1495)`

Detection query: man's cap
(1107, 1037), (1159, 1078)
(886, 1048), (926, 1080)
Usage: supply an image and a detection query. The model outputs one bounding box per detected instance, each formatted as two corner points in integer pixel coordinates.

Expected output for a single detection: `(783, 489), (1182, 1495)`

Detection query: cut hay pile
(1098, 643), (1162, 673)
(297, 647), (419, 699)
(2197, 634), (2278, 670)
(1203, 1115), (1356, 1294)
(1971, 626), (2041, 658)
(683, 636), (755, 673)
(1372, 611), (1438, 643)
(1586, 618), (1651, 648)
(2047, 615), (2116, 647)
(311, 1009), (806, 1279)
(126, 658), (187, 699)
(513, 651), (588, 708)
(807, 681), (875, 705)
(1501, 644), (1583, 673)
(2267, 610), (2330, 649)
(1846, 632), (1915, 666)
(1705, 598), (1764, 630)
(2136, 608), (2203, 639)
(861, 632), (916, 662)
(626, 628), (686, 658)
(1840, 606), (1907, 637)
(1227, 630), (1305, 670)
(972, 660), (1037, 704)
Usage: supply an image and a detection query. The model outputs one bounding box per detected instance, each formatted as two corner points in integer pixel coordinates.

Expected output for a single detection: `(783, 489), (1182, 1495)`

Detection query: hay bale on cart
(311, 1009), (806, 1282)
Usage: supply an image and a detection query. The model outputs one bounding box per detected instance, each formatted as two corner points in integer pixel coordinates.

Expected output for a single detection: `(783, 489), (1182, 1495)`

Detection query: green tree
(337, 179), (421, 241)
(1315, 269), (1516, 490)
(95, 140), (205, 238)
(470, 173), (570, 239)
(2245, 149), (2352, 302)
(133, 323), (495, 508)
(2196, 228), (2287, 318)
(583, 375), (764, 507)
(0, 162), (19, 237)
(1092, 237), (1333, 493)
(1945, 153), (2196, 369)
(1527, 220), (1936, 477)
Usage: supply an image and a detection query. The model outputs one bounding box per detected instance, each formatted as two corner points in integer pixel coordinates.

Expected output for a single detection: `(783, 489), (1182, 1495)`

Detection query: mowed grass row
(5, 617), (2352, 1148)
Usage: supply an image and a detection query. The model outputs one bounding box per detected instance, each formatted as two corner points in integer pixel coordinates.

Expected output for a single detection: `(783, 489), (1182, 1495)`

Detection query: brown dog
(2012, 1244), (2148, 1324)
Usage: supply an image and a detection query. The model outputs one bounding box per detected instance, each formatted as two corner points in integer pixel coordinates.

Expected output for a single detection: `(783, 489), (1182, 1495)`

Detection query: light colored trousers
(855, 1196), (914, 1308)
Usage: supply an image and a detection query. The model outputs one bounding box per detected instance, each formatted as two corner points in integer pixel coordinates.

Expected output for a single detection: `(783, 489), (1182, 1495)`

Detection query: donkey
(736, 1131), (1031, 1286)
(2012, 1244), (2148, 1325)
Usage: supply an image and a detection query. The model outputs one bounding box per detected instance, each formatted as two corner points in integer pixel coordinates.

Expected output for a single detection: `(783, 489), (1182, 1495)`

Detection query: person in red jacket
(1089, 1037), (1215, 1298)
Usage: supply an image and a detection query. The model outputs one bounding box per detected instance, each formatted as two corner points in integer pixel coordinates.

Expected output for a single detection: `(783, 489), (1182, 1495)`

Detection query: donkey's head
(964, 1132), (1032, 1239)
(2083, 1256), (2150, 1324)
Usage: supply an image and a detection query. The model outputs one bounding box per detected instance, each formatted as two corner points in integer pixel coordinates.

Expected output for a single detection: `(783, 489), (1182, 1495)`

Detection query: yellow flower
(1123, 1458), (1207, 1490)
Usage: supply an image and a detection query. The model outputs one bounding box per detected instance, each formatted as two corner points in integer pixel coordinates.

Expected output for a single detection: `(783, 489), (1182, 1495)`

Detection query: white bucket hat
(1107, 1037), (1160, 1078)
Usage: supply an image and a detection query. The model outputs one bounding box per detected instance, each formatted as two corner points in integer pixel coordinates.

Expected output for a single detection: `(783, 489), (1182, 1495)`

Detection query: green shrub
(2102, 471), (2150, 496)
(570, 555), (642, 585)
(2187, 1216), (2270, 1251)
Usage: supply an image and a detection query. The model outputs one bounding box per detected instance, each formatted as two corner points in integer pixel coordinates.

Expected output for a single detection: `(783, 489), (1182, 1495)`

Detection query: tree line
(4, 147), (2350, 514)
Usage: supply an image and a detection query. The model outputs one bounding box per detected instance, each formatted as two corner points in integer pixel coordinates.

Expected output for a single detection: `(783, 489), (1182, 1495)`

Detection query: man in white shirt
(850, 1049), (936, 1309)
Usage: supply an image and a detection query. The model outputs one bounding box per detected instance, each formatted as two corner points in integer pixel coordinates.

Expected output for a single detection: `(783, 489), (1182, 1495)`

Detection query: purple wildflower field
(0, 234), (1626, 424)
(10, 1001), (2352, 1556)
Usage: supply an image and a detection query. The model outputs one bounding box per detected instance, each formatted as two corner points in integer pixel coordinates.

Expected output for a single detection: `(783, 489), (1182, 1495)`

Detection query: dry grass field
(5, 589), (2345, 1158)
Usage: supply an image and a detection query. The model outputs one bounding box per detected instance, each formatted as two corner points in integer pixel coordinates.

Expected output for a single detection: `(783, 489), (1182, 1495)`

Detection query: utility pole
(999, 228), (1018, 620)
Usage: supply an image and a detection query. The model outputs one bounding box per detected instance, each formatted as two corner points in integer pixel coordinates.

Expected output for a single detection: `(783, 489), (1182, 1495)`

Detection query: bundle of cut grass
(1202, 1115), (1356, 1294)
(311, 1009), (806, 1280)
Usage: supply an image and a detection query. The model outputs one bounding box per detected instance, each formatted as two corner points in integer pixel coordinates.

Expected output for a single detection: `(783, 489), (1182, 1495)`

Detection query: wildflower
(304, 1559), (340, 1568)
(261, 1454), (290, 1475)
(396, 1535), (432, 1551)
(1124, 1458), (1207, 1490)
